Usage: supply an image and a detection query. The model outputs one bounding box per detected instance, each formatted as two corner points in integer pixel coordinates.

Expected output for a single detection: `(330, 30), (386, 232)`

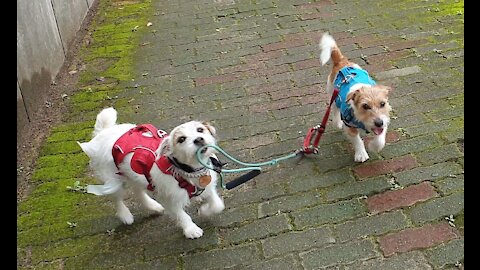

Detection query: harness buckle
(157, 129), (168, 138)
(301, 127), (320, 155)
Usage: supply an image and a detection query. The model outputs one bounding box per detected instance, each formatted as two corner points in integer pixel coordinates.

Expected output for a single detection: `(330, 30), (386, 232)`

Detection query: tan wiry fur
(320, 32), (393, 162)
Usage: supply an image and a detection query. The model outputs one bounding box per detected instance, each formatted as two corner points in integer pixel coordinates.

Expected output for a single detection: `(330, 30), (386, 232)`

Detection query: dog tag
(199, 175), (211, 187)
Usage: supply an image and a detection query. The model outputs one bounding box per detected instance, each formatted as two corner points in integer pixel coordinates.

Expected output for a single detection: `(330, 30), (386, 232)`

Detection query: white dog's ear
(156, 136), (172, 158)
(202, 121), (216, 137)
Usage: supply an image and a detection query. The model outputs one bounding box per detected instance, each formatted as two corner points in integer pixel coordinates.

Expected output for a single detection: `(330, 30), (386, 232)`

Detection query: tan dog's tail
(319, 32), (345, 66)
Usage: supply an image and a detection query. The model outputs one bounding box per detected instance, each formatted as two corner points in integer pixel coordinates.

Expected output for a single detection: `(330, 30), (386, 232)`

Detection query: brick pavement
(17, 0), (464, 269)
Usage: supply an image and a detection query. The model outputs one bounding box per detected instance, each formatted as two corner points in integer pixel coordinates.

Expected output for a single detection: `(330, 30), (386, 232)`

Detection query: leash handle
(225, 170), (261, 190)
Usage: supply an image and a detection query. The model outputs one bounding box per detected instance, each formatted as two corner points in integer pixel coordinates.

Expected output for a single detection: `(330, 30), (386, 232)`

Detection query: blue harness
(334, 66), (376, 132)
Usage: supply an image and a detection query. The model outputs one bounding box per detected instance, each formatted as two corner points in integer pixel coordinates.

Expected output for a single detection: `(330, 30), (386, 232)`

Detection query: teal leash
(196, 144), (300, 189)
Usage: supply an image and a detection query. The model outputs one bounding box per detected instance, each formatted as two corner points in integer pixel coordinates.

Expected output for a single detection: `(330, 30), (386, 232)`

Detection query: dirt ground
(16, 2), (99, 203)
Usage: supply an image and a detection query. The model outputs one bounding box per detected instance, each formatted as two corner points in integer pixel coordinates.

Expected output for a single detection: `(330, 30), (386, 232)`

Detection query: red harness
(112, 124), (201, 197)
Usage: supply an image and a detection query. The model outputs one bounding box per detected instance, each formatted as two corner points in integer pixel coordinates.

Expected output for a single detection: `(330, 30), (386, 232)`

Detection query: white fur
(78, 107), (225, 239)
(319, 32), (337, 66)
(93, 107), (117, 137)
(368, 127), (388, 153)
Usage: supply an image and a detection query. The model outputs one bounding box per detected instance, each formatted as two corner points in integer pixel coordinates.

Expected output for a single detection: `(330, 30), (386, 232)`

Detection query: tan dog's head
(157, 121), (217, 168)
(347, 85), (392, 135)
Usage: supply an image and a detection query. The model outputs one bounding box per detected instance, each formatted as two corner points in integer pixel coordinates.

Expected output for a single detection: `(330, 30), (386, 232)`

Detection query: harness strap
(155, 156), (203, 198)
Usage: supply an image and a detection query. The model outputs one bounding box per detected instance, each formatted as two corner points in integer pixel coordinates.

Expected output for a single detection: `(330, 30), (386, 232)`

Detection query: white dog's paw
(199, 202), (225, 217)
(146, 201), (165, 214)
(117, 210), (134, 225)
(183, 224), (204, 239)
(354, 150), (369, 162)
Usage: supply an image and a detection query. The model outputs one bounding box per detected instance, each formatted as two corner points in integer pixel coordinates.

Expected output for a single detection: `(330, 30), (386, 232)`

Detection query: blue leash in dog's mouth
(196, 144), (299, 190)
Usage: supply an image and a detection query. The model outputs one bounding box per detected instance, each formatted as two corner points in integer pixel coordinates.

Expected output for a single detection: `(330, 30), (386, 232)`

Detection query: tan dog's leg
(344, 126), (369, 162)
(326, 75), (343, 129)
(368, 127), (387, 153)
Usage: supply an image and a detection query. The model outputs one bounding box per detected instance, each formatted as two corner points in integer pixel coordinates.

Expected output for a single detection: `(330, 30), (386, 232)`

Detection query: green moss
(29, 261), (63, 270)
(18, 0), (154, 267)
(36, 154), (88, 169)
(18, 207), (77, 231)
(30, 235), (107, 265)
(17, 222), (76, 247)
(39, 141), (83, 156)
(51, 121), (95, 133)
(447, 93), (464, 107)
(450, 117), (464, 130)
(46, 129), (92, 143)
(88, 44), (135, 60)
(72, 100), (108, 112)
(30, 177), (96, 197)
(30, 166), (86, 182)
(431, 0), (463, 17)
(18, 191), (83, 214)
(78, 83), (120, 92)
(454, 210), (464, 227)
(385, 0), (463, 28)
(71, 90), (111, 103)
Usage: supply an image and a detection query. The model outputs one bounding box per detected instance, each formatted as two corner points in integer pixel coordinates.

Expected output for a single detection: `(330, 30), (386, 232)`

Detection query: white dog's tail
(93, 107), (117, 137)
(319, 32), (345, 66)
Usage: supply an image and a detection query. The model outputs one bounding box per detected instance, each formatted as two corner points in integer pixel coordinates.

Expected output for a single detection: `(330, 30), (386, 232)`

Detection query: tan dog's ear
(346, 89), (362, 103)
(381, 85), (392, 93)
(202, 121), (216, 137)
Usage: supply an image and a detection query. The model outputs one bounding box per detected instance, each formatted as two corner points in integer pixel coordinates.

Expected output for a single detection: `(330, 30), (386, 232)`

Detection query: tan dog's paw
(354, 150), (369, 162)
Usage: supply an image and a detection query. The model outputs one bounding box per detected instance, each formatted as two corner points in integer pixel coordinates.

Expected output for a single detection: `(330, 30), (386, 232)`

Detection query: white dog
(319, 32), (392, 162)
(78, 107), (225, 239)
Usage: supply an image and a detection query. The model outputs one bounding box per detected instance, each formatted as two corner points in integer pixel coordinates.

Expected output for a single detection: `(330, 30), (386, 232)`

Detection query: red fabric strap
(302, 88), (339, 154)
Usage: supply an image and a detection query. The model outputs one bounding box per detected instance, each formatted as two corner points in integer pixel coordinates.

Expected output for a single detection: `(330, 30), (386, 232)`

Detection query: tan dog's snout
(374, 118), (384, 127)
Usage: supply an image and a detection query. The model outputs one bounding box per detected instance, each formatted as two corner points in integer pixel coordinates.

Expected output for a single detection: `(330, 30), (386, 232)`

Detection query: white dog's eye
(177, 136), (186, 143)
(197, 127), (204, 133)
(380, 101), (386, 108)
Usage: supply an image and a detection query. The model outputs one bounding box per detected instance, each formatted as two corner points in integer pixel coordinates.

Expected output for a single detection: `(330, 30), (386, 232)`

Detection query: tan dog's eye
(177, 136), (186, 143)
(197, 127), (204, 133)
(380, 101), (386, 108)
(362, 104), (371, 110)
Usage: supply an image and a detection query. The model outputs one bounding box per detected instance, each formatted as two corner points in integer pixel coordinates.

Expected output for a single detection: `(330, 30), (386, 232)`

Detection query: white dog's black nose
(194, 137), (205, 146)
(374, 119), (383, 127)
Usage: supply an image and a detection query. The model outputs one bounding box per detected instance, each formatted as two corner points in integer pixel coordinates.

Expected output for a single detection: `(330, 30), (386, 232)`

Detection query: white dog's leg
(344, 126), (369, 162)
(199, 188), (225, 217)
(133, 186), (164, 214)
(168, 207), (203, 239)
(113, 189), (134, 225)
(368, 127), (387, 153)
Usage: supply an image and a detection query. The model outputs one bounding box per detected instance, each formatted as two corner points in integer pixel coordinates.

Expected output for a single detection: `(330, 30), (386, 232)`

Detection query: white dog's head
(157, 121), (217, 169)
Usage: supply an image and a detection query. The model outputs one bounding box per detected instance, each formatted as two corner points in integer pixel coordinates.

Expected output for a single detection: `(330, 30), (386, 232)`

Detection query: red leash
(301, 88), (339, 154)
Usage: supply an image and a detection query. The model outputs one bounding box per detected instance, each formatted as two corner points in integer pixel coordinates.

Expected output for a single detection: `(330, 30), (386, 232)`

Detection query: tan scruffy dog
(319, 32), (392, 162)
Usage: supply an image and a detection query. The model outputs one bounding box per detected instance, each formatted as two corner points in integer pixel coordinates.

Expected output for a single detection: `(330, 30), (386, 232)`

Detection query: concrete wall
(17, 0), (94, 139)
